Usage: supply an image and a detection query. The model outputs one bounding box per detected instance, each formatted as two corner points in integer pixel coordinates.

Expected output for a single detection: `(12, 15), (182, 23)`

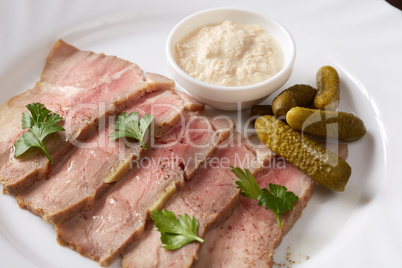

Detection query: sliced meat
(55, 114), (234, 266)
(194, 144), (349, 268)
(175, 90), (204, 112)
(121, 133), (273, 268)
(17, 89), (203, 224)
(0, 40), (175, 195)
(137, 90), (204, 138)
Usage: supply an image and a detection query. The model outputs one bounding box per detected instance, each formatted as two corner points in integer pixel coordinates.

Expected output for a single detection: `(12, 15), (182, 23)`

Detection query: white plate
(1, 0), (402, 267)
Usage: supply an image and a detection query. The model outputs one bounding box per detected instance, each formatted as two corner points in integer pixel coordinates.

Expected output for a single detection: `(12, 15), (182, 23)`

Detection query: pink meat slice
(56, 114), (234, 266)
(0, 40), (174, 195)
(194, 144), (349, 268)
(17, 90), (203, 224)
(121, 134), (273, 268)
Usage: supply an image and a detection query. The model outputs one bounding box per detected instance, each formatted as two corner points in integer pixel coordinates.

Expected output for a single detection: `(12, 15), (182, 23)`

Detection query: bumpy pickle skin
(314, 65), (340, 111)
(255, 115), (351, 192)
(286, 107), (366, 142)
(272, 84), (317, 118)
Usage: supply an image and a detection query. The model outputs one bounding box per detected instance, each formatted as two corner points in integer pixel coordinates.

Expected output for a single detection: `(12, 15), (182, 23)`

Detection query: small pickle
(314, 65), (340, 111)
(272, 84), (317, 118)
(255, 115), (351, 191)
(286, 107), (366, 142)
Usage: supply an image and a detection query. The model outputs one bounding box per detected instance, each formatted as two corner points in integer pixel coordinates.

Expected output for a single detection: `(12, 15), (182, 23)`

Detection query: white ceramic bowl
(166, 7), (296, 111)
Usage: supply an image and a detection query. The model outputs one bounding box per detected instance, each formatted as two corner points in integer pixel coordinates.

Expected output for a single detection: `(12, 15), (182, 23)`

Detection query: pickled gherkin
(286, 107), (366, 142)
(255, 115), (351, 192)
(272, 84), (317, 118)
(314, 66), (340, 111)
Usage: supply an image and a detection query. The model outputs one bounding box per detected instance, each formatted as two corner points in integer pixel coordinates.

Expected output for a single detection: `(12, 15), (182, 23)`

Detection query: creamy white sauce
(175, 20), (284, 87)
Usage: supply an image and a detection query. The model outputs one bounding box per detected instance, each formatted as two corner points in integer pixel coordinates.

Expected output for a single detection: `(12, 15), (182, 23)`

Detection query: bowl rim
(166, 7), (296, 93)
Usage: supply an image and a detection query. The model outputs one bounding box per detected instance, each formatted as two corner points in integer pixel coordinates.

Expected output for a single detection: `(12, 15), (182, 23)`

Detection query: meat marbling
(17, 89), (203, 224)
(56, 113), (234, 266)
(0, 40), (174, 195)
(121, 134), (273, 268)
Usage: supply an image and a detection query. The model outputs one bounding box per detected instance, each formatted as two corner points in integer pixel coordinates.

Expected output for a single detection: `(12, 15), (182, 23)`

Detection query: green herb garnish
(151, 209), (204, 250)
(14, 103), (65, 164)
(109, 112), (154, 149)
(231, 166), (299, 227)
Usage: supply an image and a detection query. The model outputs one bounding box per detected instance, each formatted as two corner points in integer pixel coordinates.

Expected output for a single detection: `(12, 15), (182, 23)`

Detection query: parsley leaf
(151, 209), (204, 250)
(258, 185), (299, 227)
(231, 166), (262, 200)
(231, 167), (299, 227)
(109, 112), (154, 150)
(14, 103), (65, 164)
